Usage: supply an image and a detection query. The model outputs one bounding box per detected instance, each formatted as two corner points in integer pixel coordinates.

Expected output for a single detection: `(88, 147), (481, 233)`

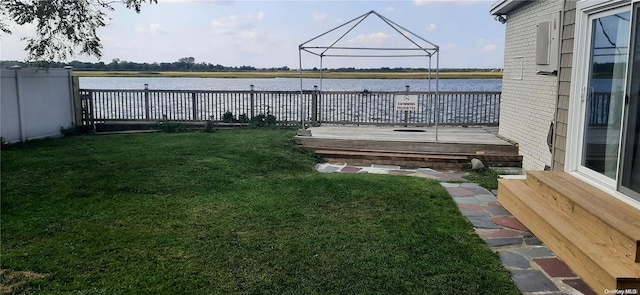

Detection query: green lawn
(1, 130), (520, 294)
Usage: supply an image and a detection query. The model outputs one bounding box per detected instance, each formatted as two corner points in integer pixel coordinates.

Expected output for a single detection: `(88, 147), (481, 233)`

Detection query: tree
(1, 0), (157, 64)
(178, 57), (195, 64)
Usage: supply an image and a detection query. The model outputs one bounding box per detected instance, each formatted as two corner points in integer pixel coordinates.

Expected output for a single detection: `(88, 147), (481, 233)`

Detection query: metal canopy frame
(298, 10), (441, 140)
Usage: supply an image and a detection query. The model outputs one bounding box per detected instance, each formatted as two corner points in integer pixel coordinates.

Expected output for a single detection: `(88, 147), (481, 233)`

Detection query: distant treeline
(0, 57), (501, 73)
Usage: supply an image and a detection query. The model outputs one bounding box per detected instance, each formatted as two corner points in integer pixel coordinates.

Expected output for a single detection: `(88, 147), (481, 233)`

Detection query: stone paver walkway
(316, 163), (597, 295)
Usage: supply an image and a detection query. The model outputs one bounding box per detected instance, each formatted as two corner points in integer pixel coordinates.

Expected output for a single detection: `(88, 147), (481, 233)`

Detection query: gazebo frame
(298, 10), (441, 139)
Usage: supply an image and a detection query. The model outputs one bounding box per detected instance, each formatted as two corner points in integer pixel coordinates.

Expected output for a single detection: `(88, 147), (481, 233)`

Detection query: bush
(250, 113), (277, 127)
(238, 113), (249, 123)
(222, 111), (237, 123)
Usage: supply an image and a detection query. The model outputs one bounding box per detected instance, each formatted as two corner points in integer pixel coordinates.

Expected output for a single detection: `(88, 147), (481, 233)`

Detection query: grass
(1, 130), (520, 294)
(464, 169), (508, 191)
(74, 71), (503, 80)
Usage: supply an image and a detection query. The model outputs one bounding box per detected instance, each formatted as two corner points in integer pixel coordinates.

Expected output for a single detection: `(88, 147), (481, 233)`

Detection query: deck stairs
(498, 171), (640, 291)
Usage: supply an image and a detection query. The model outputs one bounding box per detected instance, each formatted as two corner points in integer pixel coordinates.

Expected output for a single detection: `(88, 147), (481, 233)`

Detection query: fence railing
(588, 92), (614, 126)
(80, 87), (501, 127)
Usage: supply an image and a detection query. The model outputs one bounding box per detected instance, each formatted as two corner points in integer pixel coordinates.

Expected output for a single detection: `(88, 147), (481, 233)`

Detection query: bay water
(79, 77), (501, 92)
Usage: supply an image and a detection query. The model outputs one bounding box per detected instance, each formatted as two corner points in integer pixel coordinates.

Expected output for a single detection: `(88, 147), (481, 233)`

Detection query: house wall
(499, 0), (564, 171)
(1, 69), (75, 143)
(553, 0), (577, 171)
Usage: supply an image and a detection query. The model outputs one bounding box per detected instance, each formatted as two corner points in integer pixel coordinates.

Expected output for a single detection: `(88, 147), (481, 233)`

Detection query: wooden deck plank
(305, 126), (512, 145)
(314, 150), (469, 160)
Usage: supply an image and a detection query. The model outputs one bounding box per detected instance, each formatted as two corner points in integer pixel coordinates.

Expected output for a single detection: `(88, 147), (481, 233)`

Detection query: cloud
(348, 32), (390, 44)
(426, 24), (437, 31)
(312, 12), (328, 22)
(241, 30), (258, 40)
(415, 0), (482, 6)
(385, 7), (395, 13)
(162, 0), (233, 4)
(135, 23), (167, 35)
(149, 23), (163, 34)
(210, 13), (263, 36)
(483, 44), (498, 52)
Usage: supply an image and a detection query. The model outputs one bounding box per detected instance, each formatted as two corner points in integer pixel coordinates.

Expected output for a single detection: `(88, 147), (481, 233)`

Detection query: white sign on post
(395, 94), (418, 111)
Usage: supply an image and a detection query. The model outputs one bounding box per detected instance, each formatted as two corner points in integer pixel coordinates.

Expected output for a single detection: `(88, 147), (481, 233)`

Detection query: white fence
(1, 68), (76, 143)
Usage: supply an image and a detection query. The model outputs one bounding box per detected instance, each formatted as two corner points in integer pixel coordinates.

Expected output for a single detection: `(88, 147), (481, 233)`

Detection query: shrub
(250, 113), (277, 127)
(222, 111), (237, 123)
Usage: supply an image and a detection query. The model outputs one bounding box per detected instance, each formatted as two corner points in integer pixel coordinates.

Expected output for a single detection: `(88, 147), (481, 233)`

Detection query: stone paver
(314, 163), (597, 295)
(511, 270), (560, 292)
(467, 216), (502, 229)
(485, 205), (511, 216)
(491, 216), (529, 231)
(499, 251), (531, 269)
(452, 196), (482, 205)
(340, 166), (362, 173)
(563, 279), (598, 295)
(486, 237), (523, 247)
(475, 228), (522, 239)
(445, 187), (476, 197)
(513, 246), (555, 260)
(474, 194), (498, 202)
(533, 258), (576, 277)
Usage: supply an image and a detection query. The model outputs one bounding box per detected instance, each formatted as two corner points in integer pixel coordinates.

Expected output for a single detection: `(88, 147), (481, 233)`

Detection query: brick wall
(500, 0), (564, 171)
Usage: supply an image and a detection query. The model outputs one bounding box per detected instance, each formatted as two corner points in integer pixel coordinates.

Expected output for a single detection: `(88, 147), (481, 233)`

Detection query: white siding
(1, 69), (75, 143)
(500, 0), (563, 171)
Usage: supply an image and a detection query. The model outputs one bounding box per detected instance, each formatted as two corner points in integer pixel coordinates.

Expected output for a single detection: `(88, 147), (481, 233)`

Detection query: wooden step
(309, 147), (522, 167)
(314, 149), (471, 169)
(314, 149), (469, 160)
(498, 179), (640, 291)
(526, 171), (640, 264)
(296, 137), (519, 155)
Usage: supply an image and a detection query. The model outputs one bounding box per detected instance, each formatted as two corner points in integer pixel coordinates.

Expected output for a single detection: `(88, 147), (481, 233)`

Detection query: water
(80, 77), (501, 92)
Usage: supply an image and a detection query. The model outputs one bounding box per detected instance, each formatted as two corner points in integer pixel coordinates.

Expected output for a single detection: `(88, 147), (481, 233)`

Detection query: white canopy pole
(298, 47), (305, 130)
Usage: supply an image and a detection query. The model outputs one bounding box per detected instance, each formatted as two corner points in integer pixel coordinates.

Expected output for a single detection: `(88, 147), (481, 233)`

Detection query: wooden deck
(295, 126), (521, 168)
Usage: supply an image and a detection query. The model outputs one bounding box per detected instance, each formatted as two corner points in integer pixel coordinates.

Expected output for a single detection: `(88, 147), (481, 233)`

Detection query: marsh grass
(74, 71), (503, 80)
(1, 130), (519, 294)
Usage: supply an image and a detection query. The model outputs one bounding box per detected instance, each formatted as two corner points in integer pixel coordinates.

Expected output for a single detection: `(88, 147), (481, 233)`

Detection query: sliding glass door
(580, 7), (631, 181)
(620, 2), (640, 200)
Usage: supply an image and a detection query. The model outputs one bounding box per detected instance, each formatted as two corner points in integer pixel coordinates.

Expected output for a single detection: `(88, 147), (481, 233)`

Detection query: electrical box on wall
(536, 11), (561, 75)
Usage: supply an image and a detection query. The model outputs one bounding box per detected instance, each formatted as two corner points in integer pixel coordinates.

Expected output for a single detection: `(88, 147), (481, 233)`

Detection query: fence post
(311, 85), (318, 126)
(144, 84), (150, 120)
(191, 92), (197, 120)
(250, 84), (255, 119)
(71, 76), (83, 126)
(88, 91), (95, 130)
(404, 85), (409, 127)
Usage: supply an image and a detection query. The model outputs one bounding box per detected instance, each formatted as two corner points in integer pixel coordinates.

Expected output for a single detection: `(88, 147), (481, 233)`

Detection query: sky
(1, 0), (506, 69)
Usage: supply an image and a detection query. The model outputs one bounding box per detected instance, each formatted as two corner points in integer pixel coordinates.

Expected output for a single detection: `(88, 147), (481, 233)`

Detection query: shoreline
(74, 71), (503, 79)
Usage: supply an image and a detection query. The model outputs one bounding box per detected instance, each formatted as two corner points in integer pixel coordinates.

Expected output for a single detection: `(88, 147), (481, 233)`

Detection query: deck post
(404, 85), (409, 127)
(311, 85), (319, 126)
(191, 92), (197, 120)
(250, 84), (255, 119)
(88, 91), (95, 130)
(144, 84), (150, 120)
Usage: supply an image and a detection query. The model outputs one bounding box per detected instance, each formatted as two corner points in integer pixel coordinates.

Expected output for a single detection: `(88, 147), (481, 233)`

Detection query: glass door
(620, 2), (640, 201)
(580, 8), (631, 181)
